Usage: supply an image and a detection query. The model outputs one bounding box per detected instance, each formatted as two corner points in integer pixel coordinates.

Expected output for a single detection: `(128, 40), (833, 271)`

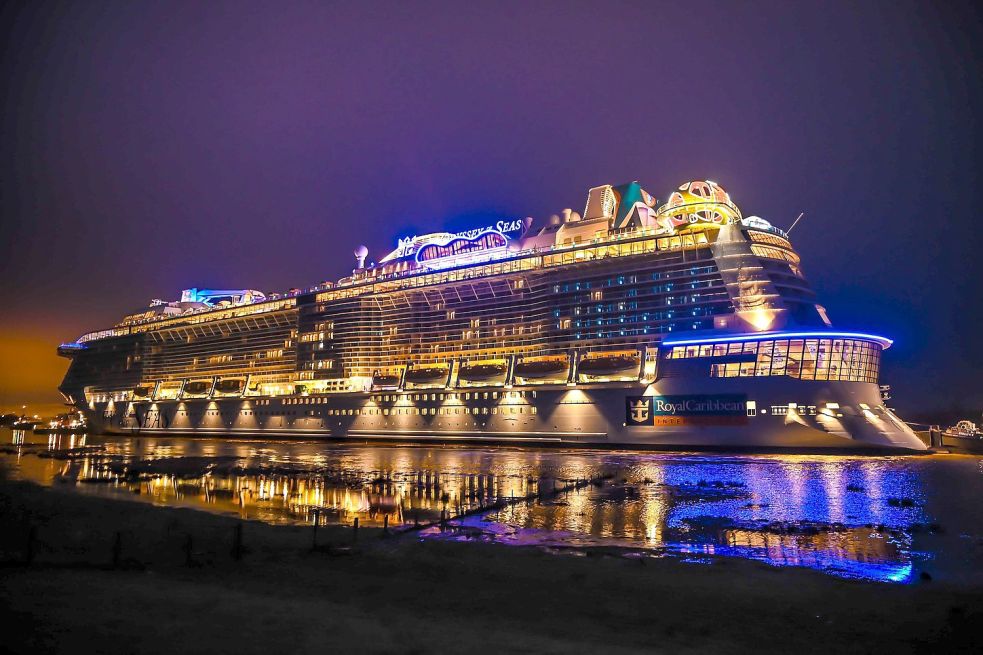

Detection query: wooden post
(383, 514), (389, 536)
(311, 508), (319, 550)
(352, 517), (359, 543)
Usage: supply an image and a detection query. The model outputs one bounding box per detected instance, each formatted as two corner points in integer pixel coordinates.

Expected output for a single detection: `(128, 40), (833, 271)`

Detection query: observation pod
(656, 180), (742, 232)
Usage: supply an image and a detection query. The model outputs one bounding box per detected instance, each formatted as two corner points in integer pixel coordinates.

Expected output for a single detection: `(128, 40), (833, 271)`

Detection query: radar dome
(353, 245), (369, 269)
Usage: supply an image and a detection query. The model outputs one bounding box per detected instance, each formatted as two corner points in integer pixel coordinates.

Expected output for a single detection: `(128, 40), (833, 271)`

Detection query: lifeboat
(372, 374), (401, 389)
(405, 367), (449, 385)
(457, 362), (508, 382)
(577, 353), (640, 378)
(182, 381), (212, 396)
(214, 379), (245, 395)
(132, 385), (154, 399)
(155, 382), (183, 400)
(514, 358), (569, 380)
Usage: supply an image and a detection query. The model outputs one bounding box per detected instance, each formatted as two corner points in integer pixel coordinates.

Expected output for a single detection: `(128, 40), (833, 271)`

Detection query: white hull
(86, 377), (927, 452)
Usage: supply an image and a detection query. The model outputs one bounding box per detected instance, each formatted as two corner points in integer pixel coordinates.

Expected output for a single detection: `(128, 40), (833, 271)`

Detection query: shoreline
(6, 426), (939, 455)
(1, 475), (980, 653)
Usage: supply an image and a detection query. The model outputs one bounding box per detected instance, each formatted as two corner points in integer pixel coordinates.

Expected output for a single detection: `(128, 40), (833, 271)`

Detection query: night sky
(1, 1), (980, 417)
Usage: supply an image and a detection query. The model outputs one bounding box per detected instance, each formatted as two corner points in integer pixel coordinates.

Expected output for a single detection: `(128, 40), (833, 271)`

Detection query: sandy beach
(1, 472), (979, 654)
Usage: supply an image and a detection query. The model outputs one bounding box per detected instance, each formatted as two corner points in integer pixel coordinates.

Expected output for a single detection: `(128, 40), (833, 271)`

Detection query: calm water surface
(3, 430), (981, 584)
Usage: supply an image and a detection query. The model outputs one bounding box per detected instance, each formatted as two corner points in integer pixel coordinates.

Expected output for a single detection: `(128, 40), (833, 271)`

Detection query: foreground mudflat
(1, 478), (979, 654)
(8, 434), (983, 584)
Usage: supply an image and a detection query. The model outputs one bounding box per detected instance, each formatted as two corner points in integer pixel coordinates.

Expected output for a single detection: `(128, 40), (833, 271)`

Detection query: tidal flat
(0, 475), (980, 654)
(5, 432), (983, 583)
(1, 433), (981, 652)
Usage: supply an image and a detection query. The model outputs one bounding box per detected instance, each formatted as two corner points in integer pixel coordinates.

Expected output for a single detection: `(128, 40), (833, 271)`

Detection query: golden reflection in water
(16, 454), (551, 528)
(719, 527), (899, 568)
(0, 434), (942, 581)
(635, 462), (668, 544)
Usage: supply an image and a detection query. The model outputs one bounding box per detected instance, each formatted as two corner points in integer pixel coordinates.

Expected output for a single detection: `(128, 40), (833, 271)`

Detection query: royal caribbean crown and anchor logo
(626, 395), (749, 427)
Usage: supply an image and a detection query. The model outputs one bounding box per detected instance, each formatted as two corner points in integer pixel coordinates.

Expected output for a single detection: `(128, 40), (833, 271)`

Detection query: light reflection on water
(2, 430), (981, 584)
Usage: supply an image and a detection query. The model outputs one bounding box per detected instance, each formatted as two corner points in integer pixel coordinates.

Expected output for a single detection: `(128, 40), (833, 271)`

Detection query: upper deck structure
(57, 180), (926, 451)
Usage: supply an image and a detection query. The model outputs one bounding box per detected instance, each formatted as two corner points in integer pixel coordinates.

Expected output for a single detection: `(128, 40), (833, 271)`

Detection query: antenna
(787, 212), (805, 234)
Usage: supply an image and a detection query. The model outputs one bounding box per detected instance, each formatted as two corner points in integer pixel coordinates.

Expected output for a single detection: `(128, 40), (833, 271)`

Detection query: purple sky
(1, 0), (981, 415)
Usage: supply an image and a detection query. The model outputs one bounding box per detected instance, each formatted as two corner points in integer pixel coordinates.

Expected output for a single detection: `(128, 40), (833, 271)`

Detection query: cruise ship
(57, 180), (926, 451)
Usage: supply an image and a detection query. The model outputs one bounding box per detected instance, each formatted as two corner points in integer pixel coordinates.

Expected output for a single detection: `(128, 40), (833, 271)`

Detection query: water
(3, 429), (981, 584)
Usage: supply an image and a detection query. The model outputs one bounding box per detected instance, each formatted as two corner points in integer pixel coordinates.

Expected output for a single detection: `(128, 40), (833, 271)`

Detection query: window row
(701, 338), (881, 383)
(261, 390), (534, 404)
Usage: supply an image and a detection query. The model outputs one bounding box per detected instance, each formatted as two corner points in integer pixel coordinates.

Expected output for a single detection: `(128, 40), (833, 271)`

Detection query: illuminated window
(699, 337), (880, 382)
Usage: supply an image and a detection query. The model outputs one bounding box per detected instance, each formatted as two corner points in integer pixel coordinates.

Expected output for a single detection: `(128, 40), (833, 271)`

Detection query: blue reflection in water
(421, 454), (930, 583)
(1, 432), (975, 584)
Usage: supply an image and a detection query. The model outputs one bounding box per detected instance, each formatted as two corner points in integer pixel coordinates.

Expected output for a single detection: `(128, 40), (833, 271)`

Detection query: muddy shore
(0, 475), (979, 654)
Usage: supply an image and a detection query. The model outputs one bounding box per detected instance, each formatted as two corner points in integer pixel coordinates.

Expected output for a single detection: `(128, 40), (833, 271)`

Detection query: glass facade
(668, 337), (882, 383)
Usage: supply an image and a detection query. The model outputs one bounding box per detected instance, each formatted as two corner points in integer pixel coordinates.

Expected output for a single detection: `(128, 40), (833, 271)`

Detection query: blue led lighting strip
(661, 331), (893, 349)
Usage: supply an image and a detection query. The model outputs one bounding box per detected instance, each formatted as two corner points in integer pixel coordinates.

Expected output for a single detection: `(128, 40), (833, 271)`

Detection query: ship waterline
(57, 180), (926, 451)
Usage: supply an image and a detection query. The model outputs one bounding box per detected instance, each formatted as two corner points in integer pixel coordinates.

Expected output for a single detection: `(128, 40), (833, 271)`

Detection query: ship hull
(80, 376), (927, 452)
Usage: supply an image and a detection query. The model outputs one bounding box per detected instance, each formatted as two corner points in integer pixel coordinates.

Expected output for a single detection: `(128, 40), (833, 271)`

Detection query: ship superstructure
(57, 180), (926, 451)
